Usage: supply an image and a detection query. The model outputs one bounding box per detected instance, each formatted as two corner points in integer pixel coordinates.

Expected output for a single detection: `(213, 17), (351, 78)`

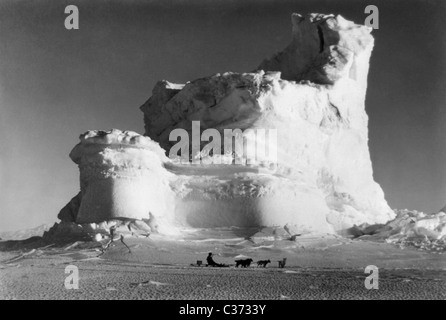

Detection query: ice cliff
(68, 130), (174, 228)
(56, 13), (397, 237)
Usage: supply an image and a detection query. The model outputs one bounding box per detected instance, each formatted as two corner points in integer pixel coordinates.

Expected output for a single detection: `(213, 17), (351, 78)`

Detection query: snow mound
(355, 210), (446, 252)
(43, 219), (156, 242)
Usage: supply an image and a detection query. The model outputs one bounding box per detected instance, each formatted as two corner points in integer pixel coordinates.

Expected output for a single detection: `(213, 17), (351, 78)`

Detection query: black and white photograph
(0, 0), (444, 304)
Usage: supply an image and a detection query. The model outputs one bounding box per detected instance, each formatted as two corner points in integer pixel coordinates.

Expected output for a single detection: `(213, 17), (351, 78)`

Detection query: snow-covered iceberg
(57, 13), (396, 236)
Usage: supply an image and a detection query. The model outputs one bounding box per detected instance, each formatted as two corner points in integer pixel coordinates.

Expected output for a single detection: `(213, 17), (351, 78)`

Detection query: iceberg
(56, 13), (395, 237)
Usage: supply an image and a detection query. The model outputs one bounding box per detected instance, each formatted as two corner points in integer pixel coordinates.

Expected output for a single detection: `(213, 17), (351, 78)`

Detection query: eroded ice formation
(56, 13), (398, 236)
(139, 13), (394, 233)
(59, 129), (176, 233)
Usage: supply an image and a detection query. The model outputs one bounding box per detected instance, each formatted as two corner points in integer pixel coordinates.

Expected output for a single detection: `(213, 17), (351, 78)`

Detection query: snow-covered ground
(0, 226), (444, 300)
(2, 207), (445, 253)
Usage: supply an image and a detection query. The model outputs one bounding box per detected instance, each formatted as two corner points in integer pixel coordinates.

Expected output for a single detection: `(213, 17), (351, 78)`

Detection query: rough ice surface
(354, 209), (446, 252)
(138, 13), (393, 234)
(57, 13), (400, 236)
(66, 129), (176, 234)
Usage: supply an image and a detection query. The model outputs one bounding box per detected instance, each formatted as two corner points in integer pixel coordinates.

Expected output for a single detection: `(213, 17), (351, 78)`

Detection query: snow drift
(352, 209), (446, 252)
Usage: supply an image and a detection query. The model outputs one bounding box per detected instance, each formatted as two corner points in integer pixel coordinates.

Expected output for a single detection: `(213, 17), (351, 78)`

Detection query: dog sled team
(194, 252), (286, 269)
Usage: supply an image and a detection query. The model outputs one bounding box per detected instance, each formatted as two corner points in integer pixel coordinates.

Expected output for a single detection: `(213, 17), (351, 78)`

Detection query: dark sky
(0, 0), (444, 232)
